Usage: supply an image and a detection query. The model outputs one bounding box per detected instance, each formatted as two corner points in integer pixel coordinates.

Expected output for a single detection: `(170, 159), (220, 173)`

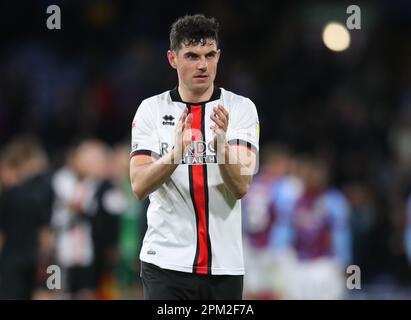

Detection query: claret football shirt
(131, 87), (259, 275)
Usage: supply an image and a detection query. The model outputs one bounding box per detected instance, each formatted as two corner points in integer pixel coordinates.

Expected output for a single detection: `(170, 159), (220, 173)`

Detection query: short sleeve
(226, 98), (259, 154)
(130, 99), (161, 159)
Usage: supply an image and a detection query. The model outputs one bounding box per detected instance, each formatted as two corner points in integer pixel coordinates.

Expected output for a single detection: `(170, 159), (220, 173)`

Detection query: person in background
(242, 143), (300, 299)
(270, 155), (352, 299)
(50, 139), (121, 299)
(343, 181), (376, 284)
(406, 193), (411, 269)
(110, 143), (148, 299)
(0, 136), (54, 299)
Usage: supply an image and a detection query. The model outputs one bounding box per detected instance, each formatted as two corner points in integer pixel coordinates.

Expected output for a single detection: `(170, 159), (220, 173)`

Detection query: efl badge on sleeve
(255, 119), (260, 141)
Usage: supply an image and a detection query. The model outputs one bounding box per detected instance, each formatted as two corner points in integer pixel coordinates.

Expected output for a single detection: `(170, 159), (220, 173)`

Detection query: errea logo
(162, 115), (175, 126)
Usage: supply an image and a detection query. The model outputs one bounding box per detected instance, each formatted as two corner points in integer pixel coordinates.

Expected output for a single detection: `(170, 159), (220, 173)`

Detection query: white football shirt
(131, 87), (259, 275)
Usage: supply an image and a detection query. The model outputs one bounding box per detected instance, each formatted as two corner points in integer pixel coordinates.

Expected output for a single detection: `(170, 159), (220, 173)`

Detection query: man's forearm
(218, 143), (253, 199)
(131, 150), (179, 200)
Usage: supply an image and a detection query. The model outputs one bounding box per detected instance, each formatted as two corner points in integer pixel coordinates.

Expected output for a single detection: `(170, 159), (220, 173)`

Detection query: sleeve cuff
(130, 149), (161, 159)
(227, 139), (258, 154)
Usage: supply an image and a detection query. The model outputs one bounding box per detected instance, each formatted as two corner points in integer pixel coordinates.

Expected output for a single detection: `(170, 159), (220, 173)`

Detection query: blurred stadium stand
(0, 0), (411, 299)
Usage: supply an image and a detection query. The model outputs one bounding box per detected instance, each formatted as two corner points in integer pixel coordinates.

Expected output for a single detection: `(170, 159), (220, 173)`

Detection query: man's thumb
(185, 113), (193, 129)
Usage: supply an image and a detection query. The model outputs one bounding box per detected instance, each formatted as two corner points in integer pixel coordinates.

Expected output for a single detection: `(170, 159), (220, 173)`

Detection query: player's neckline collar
(170, 86), (221, 105)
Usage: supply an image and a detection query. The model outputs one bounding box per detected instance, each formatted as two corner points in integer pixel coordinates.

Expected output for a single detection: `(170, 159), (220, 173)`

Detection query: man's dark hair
(170, 14), (219, 51)
(0, 135), (47, 170)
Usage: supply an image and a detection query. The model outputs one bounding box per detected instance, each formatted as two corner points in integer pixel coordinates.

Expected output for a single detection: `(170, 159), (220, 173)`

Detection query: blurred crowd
(0, 136), (147, 299)
(242, 140), (411, 300)
(1, 1), (411, 299)
(1, 136), (410, 299)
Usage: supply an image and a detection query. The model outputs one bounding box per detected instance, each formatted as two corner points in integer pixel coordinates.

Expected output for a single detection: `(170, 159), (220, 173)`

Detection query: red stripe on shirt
(190, 105), (209, 274)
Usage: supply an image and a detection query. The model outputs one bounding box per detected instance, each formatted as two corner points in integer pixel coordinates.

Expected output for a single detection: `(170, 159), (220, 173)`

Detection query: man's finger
(214, 108), (228, 127)
(219, 106), (229, 121)
(218, 105), (228, 115)
(211, 118), (225, 130)
(213, 107), (227, 122)
(211, 113), (226, 129)
(185, 113), (193, 129)
(177, 108), (188, 129)
(179, 108), (188, 123)
(179, 114), (187, 131)
(216, 109), (228, 126)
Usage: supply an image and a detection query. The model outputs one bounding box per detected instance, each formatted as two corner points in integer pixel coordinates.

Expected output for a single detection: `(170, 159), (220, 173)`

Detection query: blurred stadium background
(0, 0), (411, 299)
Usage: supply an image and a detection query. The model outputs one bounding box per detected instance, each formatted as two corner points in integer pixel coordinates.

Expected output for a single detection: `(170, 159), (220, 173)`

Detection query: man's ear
(167, 50), (177, 69)
(216, 49), (221, 63)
